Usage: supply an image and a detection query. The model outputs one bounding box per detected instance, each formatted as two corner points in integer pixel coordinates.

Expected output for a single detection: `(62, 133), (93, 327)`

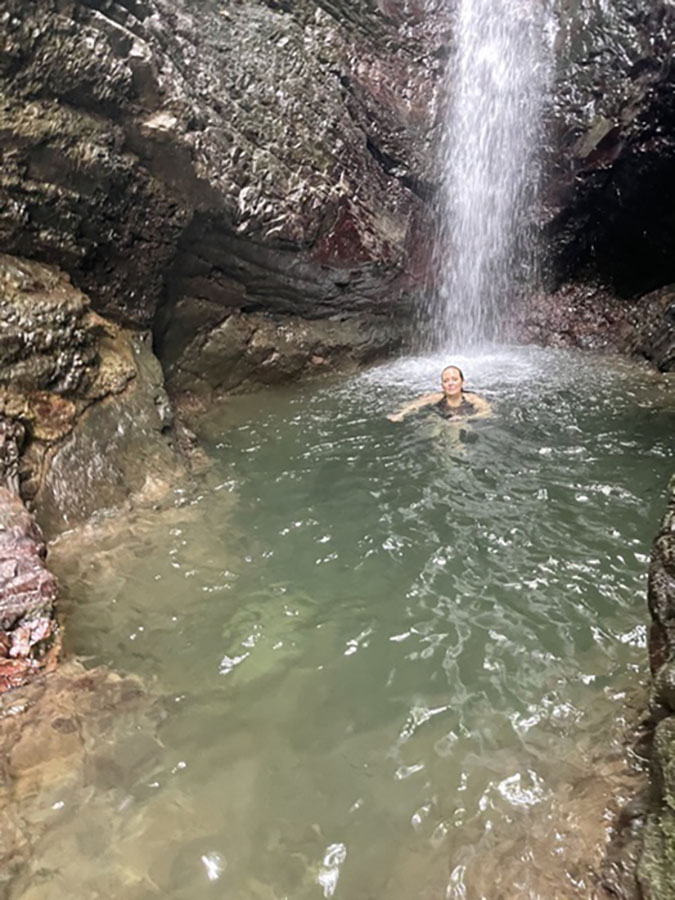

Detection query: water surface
(46, 348), (674, 899)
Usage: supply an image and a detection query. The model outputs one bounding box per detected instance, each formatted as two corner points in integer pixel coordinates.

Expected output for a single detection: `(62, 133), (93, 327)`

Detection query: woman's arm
(387, 392), (443, 422)
(464, 393), (492, 418)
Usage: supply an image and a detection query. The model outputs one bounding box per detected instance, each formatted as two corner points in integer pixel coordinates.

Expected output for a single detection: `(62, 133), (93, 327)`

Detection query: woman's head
(441, 365), (464, 396)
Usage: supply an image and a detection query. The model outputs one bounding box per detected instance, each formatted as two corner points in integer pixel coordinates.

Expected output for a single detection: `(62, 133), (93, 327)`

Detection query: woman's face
(441, 367), (464, 397)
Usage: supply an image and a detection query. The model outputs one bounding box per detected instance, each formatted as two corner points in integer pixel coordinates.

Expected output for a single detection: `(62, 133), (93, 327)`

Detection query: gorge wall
(1, 0), (445, 410)
(0, 0), (451, 528)
(516, 0), (675, 370)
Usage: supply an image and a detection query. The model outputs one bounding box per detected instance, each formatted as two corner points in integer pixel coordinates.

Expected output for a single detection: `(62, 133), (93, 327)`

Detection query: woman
(388, 365), (491, 422)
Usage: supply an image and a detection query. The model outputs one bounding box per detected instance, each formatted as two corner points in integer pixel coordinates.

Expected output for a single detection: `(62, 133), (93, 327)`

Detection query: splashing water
(425, 0), (555, 349)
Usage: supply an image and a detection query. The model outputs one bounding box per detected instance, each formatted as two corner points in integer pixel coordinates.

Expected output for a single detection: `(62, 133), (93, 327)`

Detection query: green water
(45, 348), (673, 899)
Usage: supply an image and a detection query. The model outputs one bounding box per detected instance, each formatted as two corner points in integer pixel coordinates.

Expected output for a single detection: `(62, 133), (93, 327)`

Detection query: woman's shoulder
(464, 392), (491, 412)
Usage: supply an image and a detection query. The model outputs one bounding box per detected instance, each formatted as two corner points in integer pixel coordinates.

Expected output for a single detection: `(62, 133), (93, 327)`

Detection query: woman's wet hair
(441, 365), (464, 381)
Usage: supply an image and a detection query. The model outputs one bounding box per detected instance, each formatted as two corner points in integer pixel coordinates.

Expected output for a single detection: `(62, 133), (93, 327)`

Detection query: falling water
(427, 0), (554, 348)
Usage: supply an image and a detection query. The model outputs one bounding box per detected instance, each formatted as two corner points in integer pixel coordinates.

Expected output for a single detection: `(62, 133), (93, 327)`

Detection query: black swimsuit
(435, 395), (477, 420)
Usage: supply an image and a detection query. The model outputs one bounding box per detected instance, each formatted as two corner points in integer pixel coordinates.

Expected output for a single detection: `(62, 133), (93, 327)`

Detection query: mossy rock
(639, 716), (675, 899)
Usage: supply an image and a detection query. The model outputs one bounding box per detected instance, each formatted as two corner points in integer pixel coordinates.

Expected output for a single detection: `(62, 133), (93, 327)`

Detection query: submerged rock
(0, 660), (162, 896)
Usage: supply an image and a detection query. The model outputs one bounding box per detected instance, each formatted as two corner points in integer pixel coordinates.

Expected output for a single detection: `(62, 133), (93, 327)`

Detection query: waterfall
(426, 0), (555, 349)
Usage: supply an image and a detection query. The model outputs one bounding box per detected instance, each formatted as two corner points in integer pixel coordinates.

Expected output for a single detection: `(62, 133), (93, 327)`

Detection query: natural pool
(38, 348), (674, 899)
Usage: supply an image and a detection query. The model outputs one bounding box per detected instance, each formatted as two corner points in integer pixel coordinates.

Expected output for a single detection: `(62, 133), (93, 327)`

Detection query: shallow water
(44, 347), (674, 900)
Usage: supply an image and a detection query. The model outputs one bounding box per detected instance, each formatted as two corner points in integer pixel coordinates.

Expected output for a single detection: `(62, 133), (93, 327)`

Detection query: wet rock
(648, 480), (675, 675)
(535, 2), (675, 367)
(33, 329), (186, 536)
(0, 487), (58, 694)
(0, 254), (102, 396)
(0, 253), (186, 535)
(601, 789), (650, 900)
(636, 481), (675, 899)
(639, 717), (675, 900)
(0, 0), (442, 363)
(0, 419), (24, 494)
(547, 3), (675, 291)
(651, 662), (675, 719)
(511, 283), (675, 371)
(167, 307), (402, 402)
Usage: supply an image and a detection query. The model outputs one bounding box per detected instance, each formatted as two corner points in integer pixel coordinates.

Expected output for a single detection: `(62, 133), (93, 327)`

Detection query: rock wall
(515, 1), (675, 369)
(639, 482), (675, 899)
(548, 2), (675, 298)
(0, 254), (185, 535)
(1, 0), (445, 399)
(3, 0), (675, 374)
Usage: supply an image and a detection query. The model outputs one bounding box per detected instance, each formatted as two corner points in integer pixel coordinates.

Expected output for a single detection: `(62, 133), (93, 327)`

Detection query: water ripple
(47, 347), (674, 900)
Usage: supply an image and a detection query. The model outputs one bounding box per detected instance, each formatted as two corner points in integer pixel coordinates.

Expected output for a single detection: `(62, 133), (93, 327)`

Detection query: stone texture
(527, 1), (675, 369)
(5, 0), (673, 376)
(0, 487), (59, 694)
(0, 0), (443, 378)
(0, 661), (160, 897)
(511, 283), (675, 370)
(648, 480), (675, 677)
(0, 253), (185, 536)
(639, 715), (675, 900)
(166, 306), (402, 403)
(638, 481), (675, 899)
(547, 2), (675, 294)
(33, 328), (185, 536)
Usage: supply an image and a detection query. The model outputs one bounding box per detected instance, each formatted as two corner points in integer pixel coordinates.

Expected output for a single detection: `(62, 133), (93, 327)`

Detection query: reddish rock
(510, 283), (675, 371)
(0, 487), (59, 693)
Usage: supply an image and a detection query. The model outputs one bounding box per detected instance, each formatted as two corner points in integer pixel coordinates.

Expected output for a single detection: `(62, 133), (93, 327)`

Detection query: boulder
(0, 253), (186, 535)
